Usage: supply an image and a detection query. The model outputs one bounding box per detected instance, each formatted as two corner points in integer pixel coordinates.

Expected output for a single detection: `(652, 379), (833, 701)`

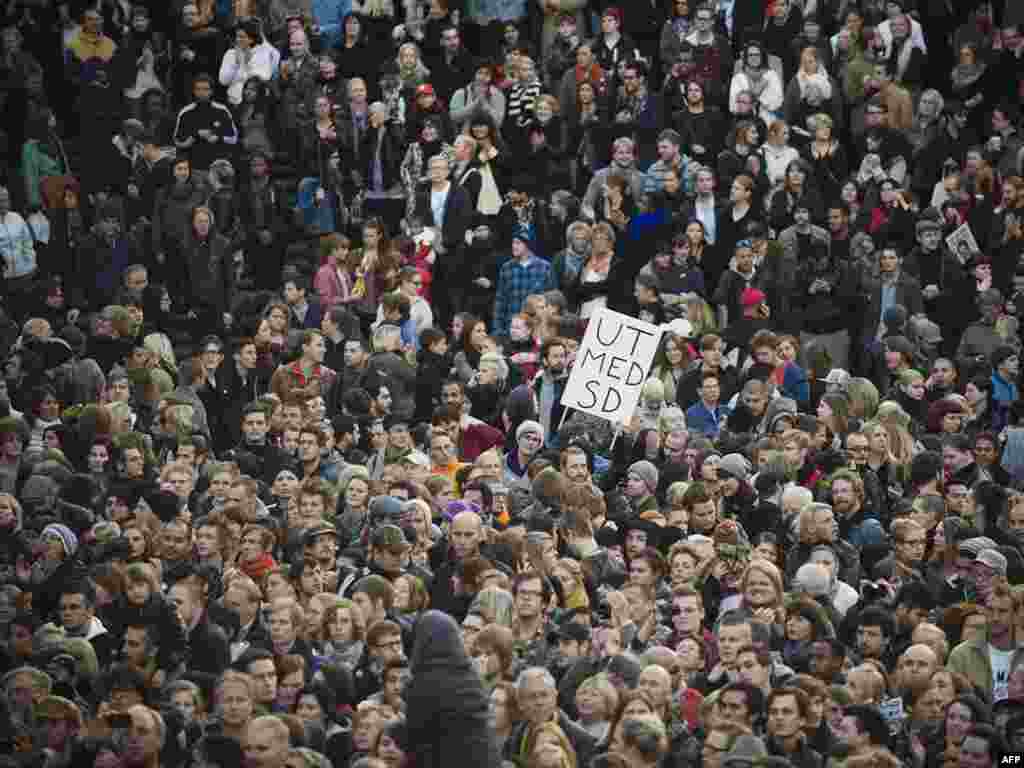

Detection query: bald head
(450, 511), (483, 560)
(898, 643), (938, 693)
(911, 623), (948, 664)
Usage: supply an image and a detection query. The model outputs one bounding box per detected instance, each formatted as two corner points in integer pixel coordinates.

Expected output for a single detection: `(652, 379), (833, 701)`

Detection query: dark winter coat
(406, 611), (501, 768)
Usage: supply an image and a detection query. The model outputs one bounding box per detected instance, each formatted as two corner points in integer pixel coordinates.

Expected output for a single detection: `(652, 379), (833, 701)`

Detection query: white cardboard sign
(560, 308), (664, 424)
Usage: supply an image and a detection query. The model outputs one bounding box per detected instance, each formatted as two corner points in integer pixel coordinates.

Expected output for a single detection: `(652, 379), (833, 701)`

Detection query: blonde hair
(529, 722), (578, 768)
(577, 674), (619, 718)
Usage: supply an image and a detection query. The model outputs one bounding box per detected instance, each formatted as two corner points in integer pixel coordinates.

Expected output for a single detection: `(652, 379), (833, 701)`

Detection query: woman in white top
(759, 119), (800, 188)
(219, 18), (276, 106)
(729, 42), (784, 124)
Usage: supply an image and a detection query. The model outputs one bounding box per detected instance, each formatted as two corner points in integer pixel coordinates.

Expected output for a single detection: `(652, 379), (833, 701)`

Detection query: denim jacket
(0, 212), (37, 279)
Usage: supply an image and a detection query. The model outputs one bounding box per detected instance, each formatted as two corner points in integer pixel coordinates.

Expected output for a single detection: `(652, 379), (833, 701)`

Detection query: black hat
(303, 524), (338, 547)
(556, 621), (592, 645)
(145, 490), (180, 523)
(622, 517), (662, 549)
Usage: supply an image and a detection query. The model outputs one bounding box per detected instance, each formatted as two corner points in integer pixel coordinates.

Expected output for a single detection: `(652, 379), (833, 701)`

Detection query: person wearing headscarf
(405, 610), (501, 768)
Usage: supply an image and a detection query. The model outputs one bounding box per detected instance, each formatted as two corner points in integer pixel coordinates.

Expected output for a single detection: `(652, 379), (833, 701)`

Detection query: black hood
(410, 610), (471, 674)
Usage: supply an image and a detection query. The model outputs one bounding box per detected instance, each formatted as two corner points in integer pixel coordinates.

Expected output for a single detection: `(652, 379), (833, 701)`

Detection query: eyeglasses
(899, 538), (927, 548)
(518, 689), (552, 704)
(374, 638), (403, 651)
(517, 589), (544, 599)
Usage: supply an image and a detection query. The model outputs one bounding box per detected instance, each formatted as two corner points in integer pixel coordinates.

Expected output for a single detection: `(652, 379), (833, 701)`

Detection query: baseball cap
(371, 524), (411, 552)
(958, 536), (998, 559)
(912, 317), (942, 345)
(303, 524), (338, 546)
(884, 335), (915, 359)
(977, 548), (1008, 575)
(740, 287), (766, 307)
(402, 450), (430, 467)
(823, 369), (851, 386)
(369, 495), (403, 526)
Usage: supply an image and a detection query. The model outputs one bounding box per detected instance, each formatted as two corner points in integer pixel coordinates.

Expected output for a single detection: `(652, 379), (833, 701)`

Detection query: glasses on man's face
(519, 689), (551, 704)
(899, 538), (926, 549)
(374, 638), (403, 651)
(518, 589), (544, 600)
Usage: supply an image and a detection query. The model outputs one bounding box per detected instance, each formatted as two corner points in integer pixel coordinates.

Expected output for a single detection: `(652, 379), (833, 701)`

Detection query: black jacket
(183, 613), (230, 678)
(407, 611), (502, 768)
(413, 181), (472, 256)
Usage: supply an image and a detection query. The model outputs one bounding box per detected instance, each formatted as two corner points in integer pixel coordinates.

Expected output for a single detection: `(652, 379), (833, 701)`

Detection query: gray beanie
(516, 420), (544, 442)
(794, 562), (832, 597)
(719, 453), (751, 483)
(628, 460), (659, 494)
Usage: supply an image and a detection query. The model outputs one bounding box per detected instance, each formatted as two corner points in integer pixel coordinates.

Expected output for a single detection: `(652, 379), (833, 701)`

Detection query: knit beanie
(42, 523), (78, 557)
(516, 420), (544, 442)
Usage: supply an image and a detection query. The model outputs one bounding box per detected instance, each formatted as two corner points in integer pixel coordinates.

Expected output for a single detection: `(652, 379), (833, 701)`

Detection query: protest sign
(560, 308), (664, 425)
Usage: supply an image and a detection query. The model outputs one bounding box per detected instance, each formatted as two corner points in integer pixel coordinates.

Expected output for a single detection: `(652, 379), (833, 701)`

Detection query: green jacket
(946, 636), (1024, 704)
(20, 140), (65, 209)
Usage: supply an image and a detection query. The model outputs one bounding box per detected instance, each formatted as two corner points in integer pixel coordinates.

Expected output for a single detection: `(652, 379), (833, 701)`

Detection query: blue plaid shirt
(493, 256), (552, 336)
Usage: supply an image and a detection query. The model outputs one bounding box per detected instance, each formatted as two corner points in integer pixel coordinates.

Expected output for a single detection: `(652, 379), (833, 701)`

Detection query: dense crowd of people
(3, 0), (1024, 767)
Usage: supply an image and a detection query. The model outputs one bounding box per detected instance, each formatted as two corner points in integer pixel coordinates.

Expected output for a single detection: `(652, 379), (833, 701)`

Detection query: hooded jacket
(406, 611), (501, 768)
(152, 178), (208, 255)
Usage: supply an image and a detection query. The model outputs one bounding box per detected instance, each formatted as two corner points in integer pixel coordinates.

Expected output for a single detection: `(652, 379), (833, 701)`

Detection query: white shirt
(990, 644), (1012, 703)
(219, 43), (277, 105)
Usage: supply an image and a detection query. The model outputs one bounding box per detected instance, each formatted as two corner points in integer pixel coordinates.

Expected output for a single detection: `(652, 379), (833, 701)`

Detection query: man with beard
(608, 60), (661, 167)
(991, 175), (1024, 254)
(674, 80), (724, 169)
(172, 73), (239, 174)
(532, 338), (569, 448)
(828, 468), (885, 553)
(644, 129), (691, 196)
(949, 585), (1019, 702)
